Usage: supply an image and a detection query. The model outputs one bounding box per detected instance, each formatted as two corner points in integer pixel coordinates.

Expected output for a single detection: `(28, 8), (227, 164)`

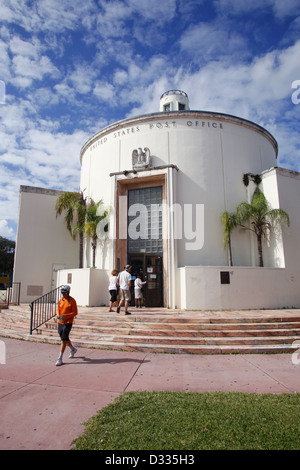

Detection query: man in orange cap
(56, 285), (77, 366)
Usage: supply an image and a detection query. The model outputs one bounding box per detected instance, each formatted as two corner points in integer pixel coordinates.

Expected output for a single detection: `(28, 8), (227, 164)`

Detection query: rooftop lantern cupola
(160, 90), (190, 112)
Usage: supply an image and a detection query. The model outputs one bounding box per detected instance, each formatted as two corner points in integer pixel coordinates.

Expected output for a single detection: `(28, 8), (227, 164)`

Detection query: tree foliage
(223, 186), (290, 267)
(55, 191), (87, 268)
(236, 188), (290, 267)
(85, 200), (109, 267)
(0, 236), (15, 275)
(55, 192), (109, 268)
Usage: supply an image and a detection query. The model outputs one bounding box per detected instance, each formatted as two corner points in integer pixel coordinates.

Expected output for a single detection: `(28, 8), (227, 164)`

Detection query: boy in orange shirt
(56, 285), (77, 366)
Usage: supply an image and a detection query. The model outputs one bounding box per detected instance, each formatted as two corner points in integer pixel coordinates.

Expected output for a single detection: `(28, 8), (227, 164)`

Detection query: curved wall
(80, 111), (278, 269)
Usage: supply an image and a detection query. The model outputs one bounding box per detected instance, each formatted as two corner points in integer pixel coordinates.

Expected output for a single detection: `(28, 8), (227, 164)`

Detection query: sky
(0, 0), (300, 241)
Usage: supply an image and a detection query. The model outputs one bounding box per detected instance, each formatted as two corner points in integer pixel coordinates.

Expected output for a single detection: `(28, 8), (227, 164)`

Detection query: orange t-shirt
(57, 296), (78, 324)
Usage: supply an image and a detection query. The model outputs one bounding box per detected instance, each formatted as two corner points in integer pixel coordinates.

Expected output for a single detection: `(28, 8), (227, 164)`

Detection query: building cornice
(20, 185), (65, 196)
(109, 164), (179, 178)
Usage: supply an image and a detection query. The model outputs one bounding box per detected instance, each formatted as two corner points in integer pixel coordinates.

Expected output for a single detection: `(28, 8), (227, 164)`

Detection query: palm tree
(236, 188), (290, 267)
(221, 211), (238, 266)
(55, 191), (87, 268)
(84, 200), (109, 268)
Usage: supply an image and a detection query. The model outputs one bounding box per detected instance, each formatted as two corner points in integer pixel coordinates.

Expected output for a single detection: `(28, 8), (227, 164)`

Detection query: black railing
(0, 282), (21, 309)
(0, 289), (9, 309)
(30, 286), (62, 334)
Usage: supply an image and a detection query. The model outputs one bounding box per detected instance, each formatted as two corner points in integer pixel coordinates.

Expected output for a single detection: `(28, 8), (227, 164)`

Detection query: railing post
(29, 302), (33, 335)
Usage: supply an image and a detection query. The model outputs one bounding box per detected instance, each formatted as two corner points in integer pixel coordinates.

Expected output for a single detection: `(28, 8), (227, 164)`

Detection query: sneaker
(116, 307), (120, 313)
(125, 311), (131, 315)
(56, 357), (63, 366)
(69, 348), (77, 358)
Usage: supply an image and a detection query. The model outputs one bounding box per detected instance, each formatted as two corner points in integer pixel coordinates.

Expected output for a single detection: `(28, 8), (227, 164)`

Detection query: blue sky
(1, 0), (300, 241)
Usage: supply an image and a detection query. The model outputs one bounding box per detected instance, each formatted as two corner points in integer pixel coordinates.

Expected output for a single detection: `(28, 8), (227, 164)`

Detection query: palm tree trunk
(79, 233), (84, 268)
(228, 235), (233, 266)
(92, 237), (97, 268)
(257, 233), (264, 267)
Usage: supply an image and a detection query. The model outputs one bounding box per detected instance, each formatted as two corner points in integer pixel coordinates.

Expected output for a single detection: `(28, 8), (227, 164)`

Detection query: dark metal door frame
(128, 254), (163, 307)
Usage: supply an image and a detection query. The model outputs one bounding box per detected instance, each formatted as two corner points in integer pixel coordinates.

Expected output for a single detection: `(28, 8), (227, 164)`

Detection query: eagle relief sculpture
(132, 147), (151, 169)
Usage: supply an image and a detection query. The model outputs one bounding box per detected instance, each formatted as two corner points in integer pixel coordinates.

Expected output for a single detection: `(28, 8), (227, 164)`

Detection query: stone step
(2, 328), (296, 355)
(0, 305), (299, 355)
(37, 320), (300, 339)
(34, 325), (300, 345)
(70, 317), (300, 330)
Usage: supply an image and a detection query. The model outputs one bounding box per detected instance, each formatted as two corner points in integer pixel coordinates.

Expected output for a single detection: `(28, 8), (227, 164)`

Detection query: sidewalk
(0, 336), (299, 450)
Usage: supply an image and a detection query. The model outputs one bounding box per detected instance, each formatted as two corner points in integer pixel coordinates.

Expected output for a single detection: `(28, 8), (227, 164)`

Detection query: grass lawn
(73, 391), (300, 450)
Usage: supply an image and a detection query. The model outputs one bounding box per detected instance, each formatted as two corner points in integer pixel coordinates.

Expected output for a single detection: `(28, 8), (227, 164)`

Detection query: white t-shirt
(134, 278), (146, 290)
(118, 270), (131, 290)
(108, 275), (117, 291)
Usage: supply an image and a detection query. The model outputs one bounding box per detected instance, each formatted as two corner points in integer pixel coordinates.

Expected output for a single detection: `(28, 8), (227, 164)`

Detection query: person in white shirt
(134, 274), (147, 308)
(117, 265), (132, 315)
(108, 269), (119, 312)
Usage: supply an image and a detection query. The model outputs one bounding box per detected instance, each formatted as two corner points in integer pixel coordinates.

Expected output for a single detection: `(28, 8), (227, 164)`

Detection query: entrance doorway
(115, 177), (168, 307)
(128, 254), (163, 307)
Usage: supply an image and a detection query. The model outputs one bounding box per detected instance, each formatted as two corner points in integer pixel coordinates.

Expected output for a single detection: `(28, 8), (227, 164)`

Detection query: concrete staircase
(0, 304), (300, 354)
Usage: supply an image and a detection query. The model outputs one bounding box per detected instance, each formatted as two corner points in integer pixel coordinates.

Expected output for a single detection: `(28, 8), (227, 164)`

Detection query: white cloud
(0, 39), (10, 82)
(1, 0), (95, 34)
(12, 55), (60, 83)
(0, 220), (15, 240)
(114, 70), (128, 85)
(93, 81), (115, 102)
(180, 21), (249, 61)
(9, 36), (42, 58)
(128, 0), (177, 22)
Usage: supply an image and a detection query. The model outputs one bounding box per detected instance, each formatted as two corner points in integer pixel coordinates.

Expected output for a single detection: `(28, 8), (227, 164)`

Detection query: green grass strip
(73, 391), (300, 450)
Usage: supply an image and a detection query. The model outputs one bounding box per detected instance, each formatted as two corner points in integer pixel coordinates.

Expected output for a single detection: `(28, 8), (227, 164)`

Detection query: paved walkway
(0, 336), (299, 450)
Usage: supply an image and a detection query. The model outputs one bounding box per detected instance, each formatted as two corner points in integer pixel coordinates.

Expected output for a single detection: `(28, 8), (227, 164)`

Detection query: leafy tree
(55, 191), (87, 268)
(236, 188), (290, 267)
(0, 236), (15, 275)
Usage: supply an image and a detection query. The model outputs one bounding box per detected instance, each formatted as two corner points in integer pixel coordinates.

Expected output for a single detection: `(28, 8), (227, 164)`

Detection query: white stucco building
(13, 90), (300, 309)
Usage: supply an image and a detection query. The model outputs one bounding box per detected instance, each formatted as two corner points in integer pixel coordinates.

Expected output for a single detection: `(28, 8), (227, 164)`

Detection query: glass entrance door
(128, 254), (163, 307)
(145, 255), (163, 307)
(127, 185), (164, 307)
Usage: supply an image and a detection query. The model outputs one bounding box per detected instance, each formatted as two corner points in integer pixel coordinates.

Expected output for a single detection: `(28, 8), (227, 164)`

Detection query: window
(128, 187), (163, 254)
(178, 103), (185, 110)
(163, 103), (170, 111)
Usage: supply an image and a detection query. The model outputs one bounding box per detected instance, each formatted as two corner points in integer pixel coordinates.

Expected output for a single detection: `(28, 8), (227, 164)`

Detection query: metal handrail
(0, 282), (21, 309)
(30, 286), (63, 334)
(0, 289), (9, 309)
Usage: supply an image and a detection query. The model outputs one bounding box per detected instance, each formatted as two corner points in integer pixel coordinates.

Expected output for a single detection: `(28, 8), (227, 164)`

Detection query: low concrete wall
(57, 268), (110, 307)
(56, 266), (300, 310)
(177, 266), (300, 310)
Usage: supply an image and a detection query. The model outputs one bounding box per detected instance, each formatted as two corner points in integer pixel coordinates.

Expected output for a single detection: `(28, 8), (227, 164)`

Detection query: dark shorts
(58, 323), (72, 341)
(109, 289), (117, 302)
